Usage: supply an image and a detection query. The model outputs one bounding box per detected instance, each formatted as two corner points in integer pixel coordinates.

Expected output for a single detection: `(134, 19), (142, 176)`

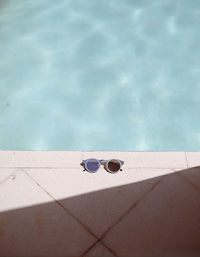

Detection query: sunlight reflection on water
(0, 0), (200, 150)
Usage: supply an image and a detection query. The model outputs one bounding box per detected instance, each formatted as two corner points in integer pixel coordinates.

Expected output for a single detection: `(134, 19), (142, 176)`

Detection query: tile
(176, 166), (200, 190)
(103, 172), (200, 257)
(172, 167), (186, 172)
(186, 152), (200, 168)
(0, 170), (95, 257)
(0, 151), (82, 168)
(83, 151), (187, 168)
(0, 168), (18, 184)
(84, 242), (116, 257)
(26, 167), (173, 238)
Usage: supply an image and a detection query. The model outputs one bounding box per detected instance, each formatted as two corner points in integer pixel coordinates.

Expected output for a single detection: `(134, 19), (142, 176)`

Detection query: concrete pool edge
(1, 151), (200, 256)
(0, 151), (199, 168)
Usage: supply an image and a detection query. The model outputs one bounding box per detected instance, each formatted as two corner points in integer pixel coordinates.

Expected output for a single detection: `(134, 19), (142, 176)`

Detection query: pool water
(0, 0), (200, 151)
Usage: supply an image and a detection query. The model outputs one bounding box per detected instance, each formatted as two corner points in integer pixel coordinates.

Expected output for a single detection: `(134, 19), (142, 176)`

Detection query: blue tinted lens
(86, 160), (99, 172)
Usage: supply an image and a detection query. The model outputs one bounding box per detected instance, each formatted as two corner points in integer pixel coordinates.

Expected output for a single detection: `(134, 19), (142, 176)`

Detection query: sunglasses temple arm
(80, 160), (86, 171)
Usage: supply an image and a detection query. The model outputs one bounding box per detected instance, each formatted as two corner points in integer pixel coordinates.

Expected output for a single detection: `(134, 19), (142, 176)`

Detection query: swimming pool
(0, 0), (200, 151)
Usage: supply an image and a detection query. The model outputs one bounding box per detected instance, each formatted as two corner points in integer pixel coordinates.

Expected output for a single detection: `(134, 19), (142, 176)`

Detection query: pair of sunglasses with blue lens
(81, 159), (124, 174)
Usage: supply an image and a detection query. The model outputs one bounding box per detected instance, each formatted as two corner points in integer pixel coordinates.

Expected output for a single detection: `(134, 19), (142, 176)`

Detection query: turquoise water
(0, 0), (200, 151)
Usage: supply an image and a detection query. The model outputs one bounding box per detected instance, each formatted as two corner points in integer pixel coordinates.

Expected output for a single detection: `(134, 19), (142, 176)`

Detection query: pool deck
(0, 151), (200, 257)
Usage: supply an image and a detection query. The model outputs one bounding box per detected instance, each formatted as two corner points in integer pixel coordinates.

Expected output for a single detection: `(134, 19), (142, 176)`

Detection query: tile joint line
(21, 169), (100, 241)
(98, 175), (165, 241)
(172, 168), (200, 193)
(0, 169), (20, 185)
(184, 152), (189, 168)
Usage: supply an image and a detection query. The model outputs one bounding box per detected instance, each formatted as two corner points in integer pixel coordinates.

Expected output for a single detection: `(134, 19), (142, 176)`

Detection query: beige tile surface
(83, 151), (187, 168)
(84, 242), (116, 257)
(103, 172), (200, 257)
(177, 166), (200, 190)
(0, 151), (82, 168)
(0, 170), (52, 212)
(0, 151), (199, 257)
(0, 168), (18, 184)
(186, 152), (200, 168)
(25, 167), (173, 237)
(0, 170), (95, 257)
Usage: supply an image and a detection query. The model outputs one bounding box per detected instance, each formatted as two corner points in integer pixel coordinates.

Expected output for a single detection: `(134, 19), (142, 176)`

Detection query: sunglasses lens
(86, 159), (100, 172)
(107, 159), (121, 173)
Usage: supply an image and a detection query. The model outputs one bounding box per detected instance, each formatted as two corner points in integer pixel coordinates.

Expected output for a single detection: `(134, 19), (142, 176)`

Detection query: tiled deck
(0, 151), (200, 257)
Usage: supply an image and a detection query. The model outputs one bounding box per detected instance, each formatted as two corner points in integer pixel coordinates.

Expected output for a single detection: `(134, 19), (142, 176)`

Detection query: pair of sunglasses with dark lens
(81, 159), (124, 174)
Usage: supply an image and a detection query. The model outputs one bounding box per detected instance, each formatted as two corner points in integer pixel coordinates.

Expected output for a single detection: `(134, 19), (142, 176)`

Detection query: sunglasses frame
(81, 158), (124, 173)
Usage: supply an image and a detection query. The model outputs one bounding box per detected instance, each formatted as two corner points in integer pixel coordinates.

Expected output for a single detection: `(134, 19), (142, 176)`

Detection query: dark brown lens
(108, 160), (120, 172)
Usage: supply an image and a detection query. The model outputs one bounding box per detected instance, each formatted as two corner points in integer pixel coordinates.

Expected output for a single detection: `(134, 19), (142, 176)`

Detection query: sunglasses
(81, 159), (124, 174)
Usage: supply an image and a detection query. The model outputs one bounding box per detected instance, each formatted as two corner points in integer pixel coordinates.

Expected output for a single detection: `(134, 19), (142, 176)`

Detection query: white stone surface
(0, 151), (82, 168)
(0, 170), (95, 257)
(0, 168), (18, 184)
(83, 151), (187, 168)
(103, 172), (200, 257)
(0, 151), (199, 257)
(25, 167), (173, 237)
(186, 152), (200, 168)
